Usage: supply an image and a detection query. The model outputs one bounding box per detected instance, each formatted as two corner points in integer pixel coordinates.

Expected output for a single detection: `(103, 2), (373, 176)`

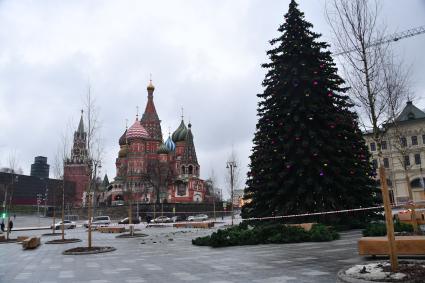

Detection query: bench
(174, 222), (214, 229)
(97, 226), (125, 233)
(287, 223), (317, 232)
(358, 236), (425, 256)
(397, 211), (425, 225)
(17, 236), (29, 242)
(22, 237), (41, 250)
(0, 234), (5, 241)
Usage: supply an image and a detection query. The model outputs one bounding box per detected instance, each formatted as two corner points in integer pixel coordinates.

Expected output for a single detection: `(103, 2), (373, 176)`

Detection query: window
(370, 142), (376, 151)
(400, 137), (407, 147)
(423, 134), (425, 144)
(177, 183), (186, 196)
(372, 159), (378, 169)
(404, 155), (410, 167)
(412, 136), (418, 145)
(383, 158), (389, 168)
(381, 141), (387, 150)
(415, 153), (421, 165)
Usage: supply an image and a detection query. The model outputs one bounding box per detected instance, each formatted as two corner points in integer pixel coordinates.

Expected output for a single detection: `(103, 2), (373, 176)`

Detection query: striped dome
(126, 119), (150, 140)
(157, 143), (170, 154)
(165, 136), (176, 151)
(172, 120), (187, 142)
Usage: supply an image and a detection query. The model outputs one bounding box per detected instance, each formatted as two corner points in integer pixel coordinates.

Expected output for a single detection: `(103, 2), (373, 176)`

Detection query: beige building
(364, 101), (425, 204)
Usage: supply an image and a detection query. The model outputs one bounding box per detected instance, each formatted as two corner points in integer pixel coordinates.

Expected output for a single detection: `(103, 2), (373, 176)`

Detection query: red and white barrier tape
(242, 205), (386, 221)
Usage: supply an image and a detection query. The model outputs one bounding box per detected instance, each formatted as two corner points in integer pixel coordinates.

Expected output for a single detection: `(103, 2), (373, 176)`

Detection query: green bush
(192, 223), (339, 247)
(310, 224), (340, 242)
(362, 222), (414, 237)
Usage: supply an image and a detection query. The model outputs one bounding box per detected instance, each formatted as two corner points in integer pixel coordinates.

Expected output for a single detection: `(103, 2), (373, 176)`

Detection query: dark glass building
(30, 156), (50, 179)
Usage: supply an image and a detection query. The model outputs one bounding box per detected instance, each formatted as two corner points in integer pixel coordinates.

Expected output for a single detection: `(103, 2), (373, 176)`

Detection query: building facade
(364, 101), (425, 204)
(0, 172), (75, 207)
(107, 81), (210, 204)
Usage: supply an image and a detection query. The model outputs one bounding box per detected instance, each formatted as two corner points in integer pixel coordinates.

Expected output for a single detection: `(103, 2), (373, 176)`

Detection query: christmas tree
(242, 0), (378, 220)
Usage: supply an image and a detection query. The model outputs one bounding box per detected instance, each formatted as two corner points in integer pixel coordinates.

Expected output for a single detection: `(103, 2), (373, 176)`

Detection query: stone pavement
(0, 224), (368, 283)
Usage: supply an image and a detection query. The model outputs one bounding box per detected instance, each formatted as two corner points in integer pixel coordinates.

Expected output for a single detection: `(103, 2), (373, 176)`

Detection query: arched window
(177, 183), (186, 196)
(411, 178), (425, 188)
(188, 165), (193, 175)
(181, 166), (185, 174)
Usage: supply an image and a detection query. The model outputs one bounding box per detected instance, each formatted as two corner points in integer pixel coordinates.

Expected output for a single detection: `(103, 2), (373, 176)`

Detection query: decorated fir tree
(242, 0), (378, 219)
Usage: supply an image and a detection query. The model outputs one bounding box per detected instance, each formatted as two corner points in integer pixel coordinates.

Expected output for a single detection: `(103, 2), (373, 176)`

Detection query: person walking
(1, 221), (4, 232)
(8, 220), (13, 233)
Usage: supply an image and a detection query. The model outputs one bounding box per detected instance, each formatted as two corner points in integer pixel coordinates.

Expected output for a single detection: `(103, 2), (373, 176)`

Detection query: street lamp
(226, 161), (237, 226)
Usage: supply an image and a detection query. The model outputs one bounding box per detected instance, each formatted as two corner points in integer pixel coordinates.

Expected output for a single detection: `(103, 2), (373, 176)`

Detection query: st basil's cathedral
(64, 80), (209, 206)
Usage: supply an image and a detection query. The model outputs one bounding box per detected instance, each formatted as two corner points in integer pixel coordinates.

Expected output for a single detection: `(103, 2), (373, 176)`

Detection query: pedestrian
(13, 214), (16, 220)
(8, 220), (13, 233)
(1, 221), (4, 232)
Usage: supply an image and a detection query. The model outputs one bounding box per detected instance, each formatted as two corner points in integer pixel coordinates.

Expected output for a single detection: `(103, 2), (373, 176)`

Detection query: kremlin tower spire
(64, 110), (90, 205)
(141, 79), (163, 141)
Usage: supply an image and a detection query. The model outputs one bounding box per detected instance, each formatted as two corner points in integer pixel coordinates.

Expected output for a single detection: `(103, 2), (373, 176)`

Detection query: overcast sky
(0, 0), (424, 198)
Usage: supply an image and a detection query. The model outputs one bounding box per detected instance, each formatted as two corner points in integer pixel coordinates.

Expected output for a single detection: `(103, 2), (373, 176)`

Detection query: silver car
(51, 220), (76, 230)
(187, 214), (208, 221)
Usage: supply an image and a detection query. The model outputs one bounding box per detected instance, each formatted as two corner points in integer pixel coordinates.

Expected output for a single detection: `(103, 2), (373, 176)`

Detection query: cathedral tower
(141, 80), (163, 141)
(64, 111), (90, 205)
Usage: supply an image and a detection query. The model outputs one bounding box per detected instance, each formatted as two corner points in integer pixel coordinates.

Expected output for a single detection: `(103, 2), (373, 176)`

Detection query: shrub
(310, 224), (340, 241)
(192, 223), (339, 247)
(362, 222), (414, 237)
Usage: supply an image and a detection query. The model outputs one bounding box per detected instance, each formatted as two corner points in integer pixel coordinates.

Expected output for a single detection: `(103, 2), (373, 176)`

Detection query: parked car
(153, 216), (171, 223)
(84, 216), (111, 228)
(171, 215), (185, 222)
(50, 220), (76, 230)
(187, 214), (208, 221)
(118, 217), (141, 224)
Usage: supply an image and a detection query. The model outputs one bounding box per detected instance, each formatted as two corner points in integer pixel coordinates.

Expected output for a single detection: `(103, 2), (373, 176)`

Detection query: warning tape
(242, 205), (386, 221)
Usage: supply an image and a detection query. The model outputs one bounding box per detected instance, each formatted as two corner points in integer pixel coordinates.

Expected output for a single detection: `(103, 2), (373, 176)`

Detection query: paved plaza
(0, 216), (369, 283)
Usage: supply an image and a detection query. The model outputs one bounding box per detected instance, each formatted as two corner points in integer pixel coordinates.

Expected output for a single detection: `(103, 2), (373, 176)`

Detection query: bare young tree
(5, 151), (19, 240)
(381, 59), (419, 231)
(326, 0), (409, 271)
(53, 126), (72, 241)
(83, 84), (104, 248)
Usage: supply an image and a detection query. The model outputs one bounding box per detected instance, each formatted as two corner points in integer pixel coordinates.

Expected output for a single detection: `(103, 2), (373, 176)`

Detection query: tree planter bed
(116, 233), (148, 239)
(174, 222), (214, 229)
(45, 238), (82, 244)
(42, 232), (63, 237)
(358, 236), (425, 256)
(63, 246), (116, 255)
(337, 260), (425, 283)
(97, 227), (125, 233)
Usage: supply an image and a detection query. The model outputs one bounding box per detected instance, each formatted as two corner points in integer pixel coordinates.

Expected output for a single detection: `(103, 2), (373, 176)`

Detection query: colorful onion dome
(172, 120), (188, 142)
(164, 136), (176, 151)
(157, 143), (170, 154)
(147, 80), (155, 91)
(126, 119), (150, 140)
(119, 129), (127, 146)
(118, 145), (128, 158)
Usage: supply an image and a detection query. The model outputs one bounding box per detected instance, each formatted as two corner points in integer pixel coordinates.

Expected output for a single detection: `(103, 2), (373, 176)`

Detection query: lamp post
(226, 161), (237, 226)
